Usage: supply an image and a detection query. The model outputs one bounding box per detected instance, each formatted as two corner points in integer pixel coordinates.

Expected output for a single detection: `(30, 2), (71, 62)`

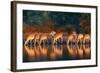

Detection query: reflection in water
(23, 44), (90, 62)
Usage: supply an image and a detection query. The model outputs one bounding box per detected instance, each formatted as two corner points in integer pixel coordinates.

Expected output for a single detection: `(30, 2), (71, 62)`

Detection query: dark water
(23, 44), (90, 62)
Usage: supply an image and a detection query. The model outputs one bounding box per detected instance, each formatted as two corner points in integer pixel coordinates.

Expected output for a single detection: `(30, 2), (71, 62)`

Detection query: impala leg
(34, 39), (37, 46)
(67, 40), (69, 46)
(39, 40), (41, 46)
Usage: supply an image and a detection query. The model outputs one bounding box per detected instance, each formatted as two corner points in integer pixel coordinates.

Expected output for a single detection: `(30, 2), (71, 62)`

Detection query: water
(23, 44), (90, 62)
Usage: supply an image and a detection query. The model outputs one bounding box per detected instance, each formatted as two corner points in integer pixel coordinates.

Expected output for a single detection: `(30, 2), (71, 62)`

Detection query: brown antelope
(77, 34), (84, 45)
(53, 33), (63, 45)
(34, 33), (40, 45)
(24, 33), (36, 46)
(67, 32), (77, 45)
(39, 33), (49, 45)
(83, 34), (91, 44)
(67, 34), (73, 45)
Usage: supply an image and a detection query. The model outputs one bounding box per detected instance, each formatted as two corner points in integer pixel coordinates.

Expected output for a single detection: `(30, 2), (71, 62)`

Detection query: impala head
(78, 34), (84, 39)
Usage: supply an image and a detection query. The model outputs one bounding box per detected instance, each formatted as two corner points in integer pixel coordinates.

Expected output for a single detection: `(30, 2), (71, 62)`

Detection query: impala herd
(24, 32), (91, 47)
(24, 32), (91, 61)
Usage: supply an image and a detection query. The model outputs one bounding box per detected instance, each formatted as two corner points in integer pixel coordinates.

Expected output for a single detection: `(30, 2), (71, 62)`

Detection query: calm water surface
(23, 44), (90, 62)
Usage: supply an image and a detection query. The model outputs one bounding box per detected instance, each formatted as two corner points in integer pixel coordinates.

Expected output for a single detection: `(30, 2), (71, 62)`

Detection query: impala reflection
(23, 44), (90, 62)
